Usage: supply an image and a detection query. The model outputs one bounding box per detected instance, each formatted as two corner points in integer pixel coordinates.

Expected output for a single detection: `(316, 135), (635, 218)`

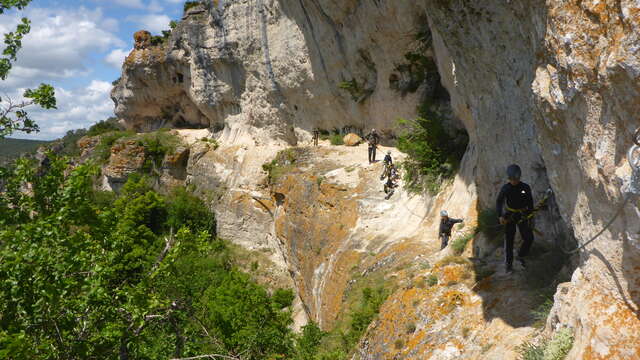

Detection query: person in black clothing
(496, 164), (534, 273)
(364, 129), (380, 163)
(380, 150), (393, 180)
(312, 128), (319, 146)
(383, 150), (392, 165)
(383, 164), (399, 199)
(439, 210), (463, 250)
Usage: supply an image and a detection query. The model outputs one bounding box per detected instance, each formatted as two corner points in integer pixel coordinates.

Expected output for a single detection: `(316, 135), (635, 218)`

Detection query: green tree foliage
(87, 117), (121, 137)
(0, 155), (297, 359)
(184, 1), (202, 13)
(396, 104), (468, 194)
(1, 0), (56, 138)
(295, 323), (326, 360)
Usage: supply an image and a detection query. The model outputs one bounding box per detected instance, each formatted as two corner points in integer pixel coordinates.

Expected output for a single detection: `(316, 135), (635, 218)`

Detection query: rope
(562, 128), (640, 254)
(561, 194), (632, 254)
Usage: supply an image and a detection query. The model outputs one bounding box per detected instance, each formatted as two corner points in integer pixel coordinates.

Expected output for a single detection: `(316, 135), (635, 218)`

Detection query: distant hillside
(0, 138), (49, 165)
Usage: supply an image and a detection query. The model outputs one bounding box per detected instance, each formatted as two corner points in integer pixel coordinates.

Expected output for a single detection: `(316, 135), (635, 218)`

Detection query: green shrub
(184, 1), (201, 12)
(451, 229), (477, 255)
(330, 134), (344, 145)
(139, 130), (182, 168)
(319, 129), (331, 141)
(531, 290), (555, 328)
(517, 328), (574, 360)
(394, 339), (404, 350)
(350, 287), (388, 335)
(262, 148), (301, 184)
(56, 128), (88, 157)
(543, 328), (574, 360)
(406, 322), (416, 334)
(0, 156), (299, 359)
(338, 79), (372, 102)
(436, 256), (472, 268)
(87, 118), (120, 137)
(426, 274), (438, 287)
(166, 186), (215, 235)
(517, 342), (545, 360)
(295, 322), (326, 360)
(200, 137), (219, 150)
(150, 35), (166, 46)
(396, 104), (468, 194)
(94, 130), (135, 161)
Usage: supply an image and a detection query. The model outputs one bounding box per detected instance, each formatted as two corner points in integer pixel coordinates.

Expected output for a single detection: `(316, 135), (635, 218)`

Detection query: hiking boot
(505, 265), (514, 274)
(517, 256), (526, 268)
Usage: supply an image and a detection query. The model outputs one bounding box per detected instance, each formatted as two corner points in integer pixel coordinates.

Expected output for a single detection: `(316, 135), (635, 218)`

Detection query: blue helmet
(507, 164), (521, 180)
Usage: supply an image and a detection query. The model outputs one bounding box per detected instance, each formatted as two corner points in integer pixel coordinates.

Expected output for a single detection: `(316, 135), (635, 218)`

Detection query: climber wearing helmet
(438, 210), (463, 250)
(364, 128), (380, 164)
(496, 164), (535, 273)
(383, 150), (393, 165)
(380, 150), (394, 180)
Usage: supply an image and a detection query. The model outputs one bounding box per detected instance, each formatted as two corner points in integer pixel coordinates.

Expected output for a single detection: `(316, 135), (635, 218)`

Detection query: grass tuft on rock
(517, 328), (574, 360)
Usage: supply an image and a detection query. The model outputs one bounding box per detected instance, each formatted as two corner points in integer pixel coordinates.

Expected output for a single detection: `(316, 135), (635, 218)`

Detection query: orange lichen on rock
(272, 170), (359, 325)
(133, 30), (151, 49)
(102, 139), (146, 181)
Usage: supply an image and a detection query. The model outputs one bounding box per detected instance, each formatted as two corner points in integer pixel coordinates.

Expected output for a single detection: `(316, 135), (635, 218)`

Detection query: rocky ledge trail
(84, 128), (576, 359)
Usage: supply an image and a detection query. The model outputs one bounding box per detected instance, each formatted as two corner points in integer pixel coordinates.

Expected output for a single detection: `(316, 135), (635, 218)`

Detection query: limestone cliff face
(111, 0), (640, 358)
(111, 1), (436, 145)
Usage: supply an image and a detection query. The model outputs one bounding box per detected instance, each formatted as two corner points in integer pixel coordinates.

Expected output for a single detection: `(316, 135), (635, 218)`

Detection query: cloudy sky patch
(2, 0), (184, 140)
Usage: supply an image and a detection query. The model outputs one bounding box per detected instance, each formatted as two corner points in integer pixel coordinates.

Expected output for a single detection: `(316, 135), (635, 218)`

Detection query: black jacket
(365, 131), (380, 146)
(496, 181), (534, 216)
(439, 218), (463, 236)
(383, 154), (392, 164)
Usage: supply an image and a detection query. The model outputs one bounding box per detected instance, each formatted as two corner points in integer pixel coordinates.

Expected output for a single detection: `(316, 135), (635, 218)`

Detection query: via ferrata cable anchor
(624, 127), (640, 196)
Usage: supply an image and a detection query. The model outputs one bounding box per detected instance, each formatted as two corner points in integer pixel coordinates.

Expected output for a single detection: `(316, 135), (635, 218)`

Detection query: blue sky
(1, 0), (188, 140)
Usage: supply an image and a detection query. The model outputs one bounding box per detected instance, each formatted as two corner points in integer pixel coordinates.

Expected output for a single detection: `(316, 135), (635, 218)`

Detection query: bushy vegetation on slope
(396, 103), (468, 194)
(0, 154), (331, 359)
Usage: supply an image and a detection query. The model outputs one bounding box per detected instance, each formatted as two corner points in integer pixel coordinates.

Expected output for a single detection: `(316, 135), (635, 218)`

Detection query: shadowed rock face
(110, 0), (640, 358)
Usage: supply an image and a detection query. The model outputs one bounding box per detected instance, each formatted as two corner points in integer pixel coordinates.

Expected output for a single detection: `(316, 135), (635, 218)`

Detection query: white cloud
(111, 0), (146, 9)
(148, 0), (164, 13)
(127, 14), (172, 34)
(105, 48), (131, 69)
(7, 80), (115, 140)
(0, 7), (124, 89)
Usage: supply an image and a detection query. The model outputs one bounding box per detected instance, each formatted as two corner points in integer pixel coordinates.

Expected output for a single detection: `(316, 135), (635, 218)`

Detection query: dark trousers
(368, 146), (376, 163)
(504, 214), (534, 268)
(440, 234), (450, 250)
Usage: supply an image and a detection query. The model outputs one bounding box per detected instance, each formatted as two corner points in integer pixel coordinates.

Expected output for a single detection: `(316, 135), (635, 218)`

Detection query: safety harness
(504, 188), (554, 225)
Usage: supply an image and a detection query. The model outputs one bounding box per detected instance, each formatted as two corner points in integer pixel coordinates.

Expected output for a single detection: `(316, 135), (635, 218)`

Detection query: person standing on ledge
(439, 210), (463, 250)
(364, 128), (380, 163)
(496, 164), (535, 274)
(312, 128), (319, 146)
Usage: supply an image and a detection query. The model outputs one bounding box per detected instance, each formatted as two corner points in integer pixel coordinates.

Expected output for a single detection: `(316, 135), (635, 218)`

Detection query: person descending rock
(383, 164), (399, 199)
(496, 164), (534, 274)
(312, 128), (320, 146)
(364, 128), (380, 163)
(439, 210), (463, 250)
(384, 150), (393, 165)
(380, 150), (393, 180)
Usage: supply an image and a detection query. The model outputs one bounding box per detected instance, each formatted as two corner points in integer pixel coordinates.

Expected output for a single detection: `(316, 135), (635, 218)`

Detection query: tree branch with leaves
(0, 0), (56, 138)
